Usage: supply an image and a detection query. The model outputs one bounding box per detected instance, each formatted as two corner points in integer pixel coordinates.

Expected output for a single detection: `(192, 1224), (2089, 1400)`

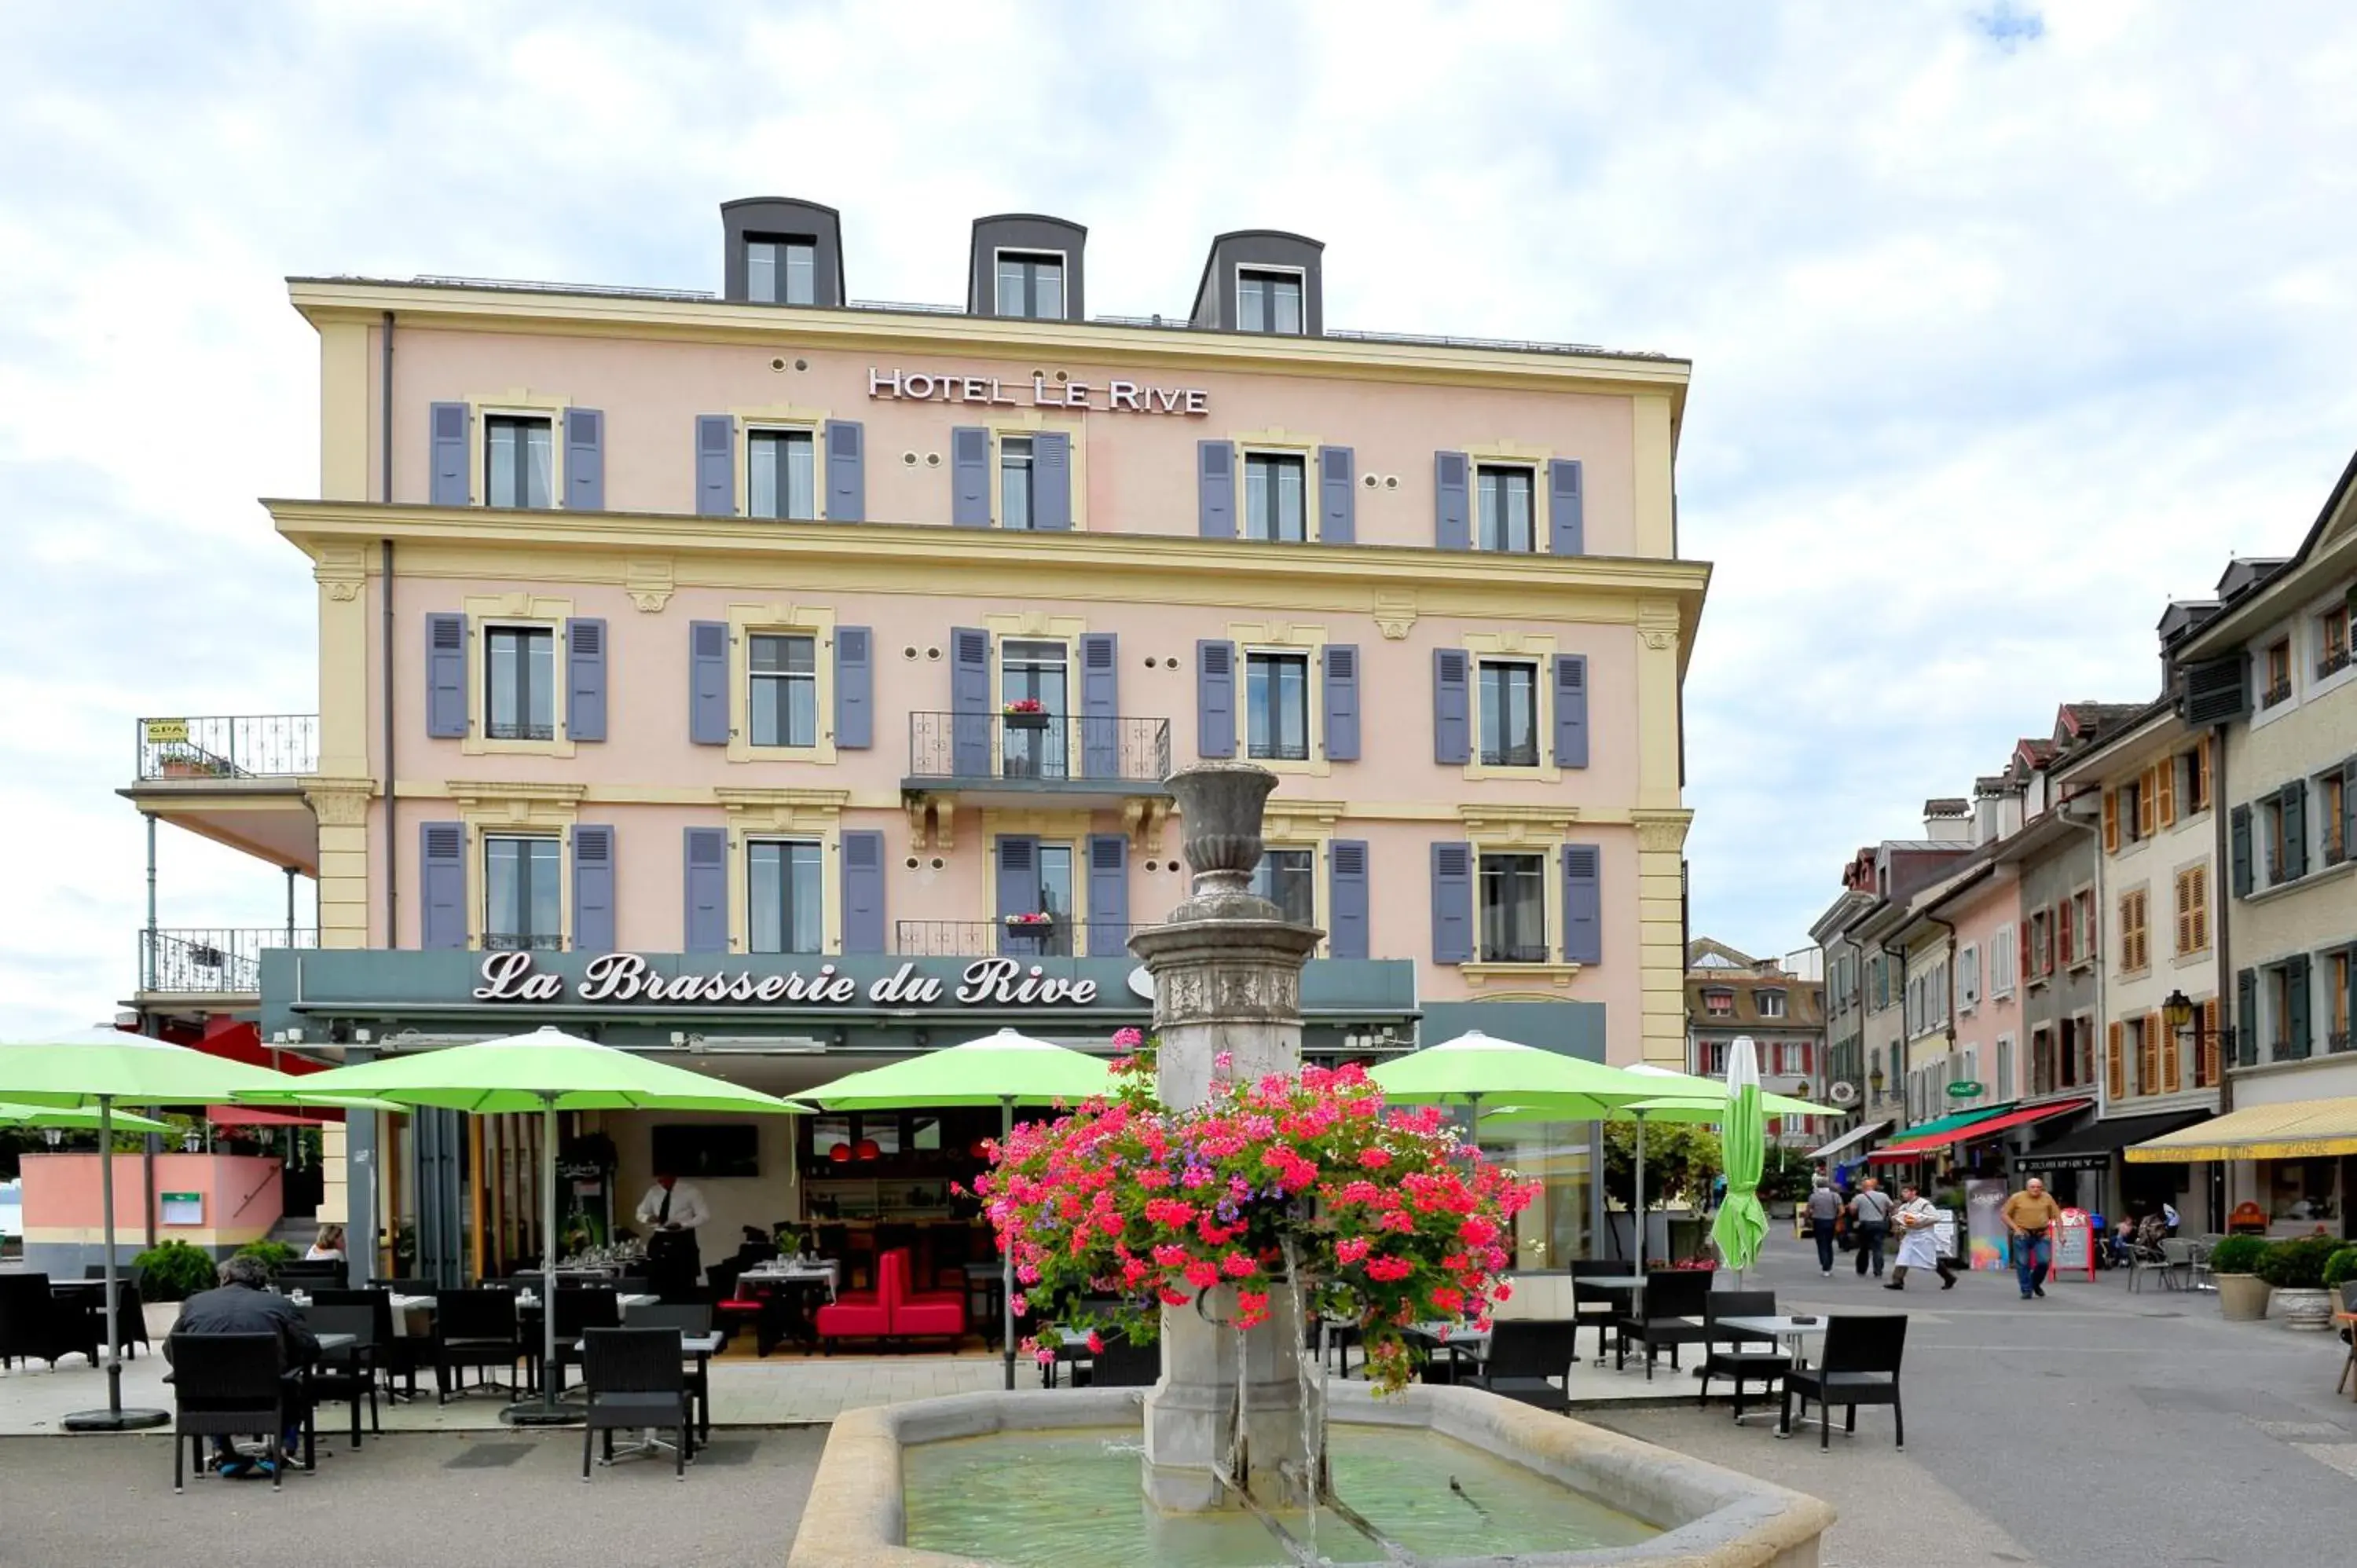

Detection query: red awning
(207, 1105), (329, 1128)
(1867, 1099), (2091, 1161)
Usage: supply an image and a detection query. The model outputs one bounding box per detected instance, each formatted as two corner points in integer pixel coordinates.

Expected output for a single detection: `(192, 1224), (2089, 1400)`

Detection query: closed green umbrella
(1710, 1036), (1769, 1280)
(797, 1028), (1115, 1390)
(234, 1024), (801, 1426)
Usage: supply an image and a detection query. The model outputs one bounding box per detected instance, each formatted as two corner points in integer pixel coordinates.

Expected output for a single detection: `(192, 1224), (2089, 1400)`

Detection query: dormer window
(1757, 989), (1787, 1019)
(1237, 268), (1303, 335)
(1703, 989), (1735, 1017)
(995, 251), (1065, 321)
(746, 237), (817, 306)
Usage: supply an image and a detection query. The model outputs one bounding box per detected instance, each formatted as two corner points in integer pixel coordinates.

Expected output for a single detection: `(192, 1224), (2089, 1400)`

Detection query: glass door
(1000, 639), (1069, 780)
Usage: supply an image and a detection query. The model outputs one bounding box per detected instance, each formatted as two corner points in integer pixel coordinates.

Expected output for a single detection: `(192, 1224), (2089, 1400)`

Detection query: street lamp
(42, 1127), (64, 1149)
(1868, 1064), (1886, 1100)
(2163, 988), (2197, 1039)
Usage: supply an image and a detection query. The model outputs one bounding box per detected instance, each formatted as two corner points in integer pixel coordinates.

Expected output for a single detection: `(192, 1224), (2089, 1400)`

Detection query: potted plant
(2322, 1245), (2357, 1295)
(1003, 910), (1056, 928)
(131, 1239), (221, 1335)
(2257, 1234), (2341, 1330)
(2207, 1233), (2273, 1321)
(1001, 698), (1049, 731)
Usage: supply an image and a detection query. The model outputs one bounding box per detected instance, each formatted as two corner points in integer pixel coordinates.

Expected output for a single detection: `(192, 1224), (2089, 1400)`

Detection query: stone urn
(1167, 761), (1278, 898)
(2274, 1286), (2333, 1331)
(2213, 1272), (2271, 1323)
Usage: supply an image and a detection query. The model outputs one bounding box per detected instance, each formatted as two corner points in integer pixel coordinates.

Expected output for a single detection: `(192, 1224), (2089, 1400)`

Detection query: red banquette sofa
(813, 1247), (968, 1351)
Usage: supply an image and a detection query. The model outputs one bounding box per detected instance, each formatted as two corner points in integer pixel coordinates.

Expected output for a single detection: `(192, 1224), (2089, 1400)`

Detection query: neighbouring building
(122, 202), (1708, 1283)
(1684, 938), (1827, 1145)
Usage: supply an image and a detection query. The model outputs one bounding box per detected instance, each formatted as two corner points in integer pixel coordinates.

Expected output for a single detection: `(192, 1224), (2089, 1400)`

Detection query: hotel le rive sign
(472, 950), (1144, 1011)
(869, 365), (1208, 416)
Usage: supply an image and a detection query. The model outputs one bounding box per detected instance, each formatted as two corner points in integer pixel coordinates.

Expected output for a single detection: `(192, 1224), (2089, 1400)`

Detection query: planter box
(2273, 1286), (2333, 1331)
(2215, 1273), (2272, 1322)
(1001, 712), (1050, 731)
(142, 1300), (182, 1340)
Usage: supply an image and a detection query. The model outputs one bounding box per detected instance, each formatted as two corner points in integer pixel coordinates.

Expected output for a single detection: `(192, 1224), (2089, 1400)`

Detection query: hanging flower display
(968, 1028), (1537, 1394)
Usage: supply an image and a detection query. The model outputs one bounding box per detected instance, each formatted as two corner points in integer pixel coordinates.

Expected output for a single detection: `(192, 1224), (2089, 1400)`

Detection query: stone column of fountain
(1130, 763), (1325, 1514)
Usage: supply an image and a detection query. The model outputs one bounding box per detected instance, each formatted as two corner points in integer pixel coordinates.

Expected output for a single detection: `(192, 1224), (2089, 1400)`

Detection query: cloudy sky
(4, 2), (2355, 1036)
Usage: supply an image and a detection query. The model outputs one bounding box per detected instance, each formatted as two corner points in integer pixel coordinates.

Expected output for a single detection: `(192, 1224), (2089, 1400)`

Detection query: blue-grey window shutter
(1197, 441), (1235, 538)
(429, 402), (470, 506)
(1323, 644), (1360, 761)
(1197, 639), (1236, 759)
(1329, 840), (1369, 959)
(565, 408), (605, 511)
(841, 830), (886, 954)
(1080, 632), (1119, 778)
(683, 827), (728, 954)
(835, 626), (873, 749)
(2282, 781), (2308, 881)
(951, 627), (992, 775)
(2235, 967), (2258, 1065)
(1087, 834), (1128, 956)
(951, 427), (992, 526)
(2344, 757), (2357, 859)
(1435, 451), (1470, 550)
(572, 825), (616, 951)
(689, 621), (729, 746)
(1563, 844), (1602, 965)
(824, 419), (865, 521)
(425, 613), (467, 738)
(1553, 654), (1588, 769)
(695, 415), (735, 516)
(1548, 458), (1584, 555)
(996, 837), (1039, 954)
(1034, 431), (1072, 530)
(2230, 804), (2253, 897)
(566, 617), (607, 742)
(1430, 842), (1472, 965)
(419, 821), (467, 951)
(2287, 952), (2312, 1057)
(1431, 649), (1470, 764)
(1318, 445), (1355, 544)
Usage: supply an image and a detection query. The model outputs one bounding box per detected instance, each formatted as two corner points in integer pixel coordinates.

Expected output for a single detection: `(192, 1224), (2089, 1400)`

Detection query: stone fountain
(788, 764), (1835, 1568)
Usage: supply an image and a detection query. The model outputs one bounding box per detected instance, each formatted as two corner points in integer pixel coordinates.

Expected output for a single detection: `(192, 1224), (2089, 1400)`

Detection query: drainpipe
(141, 813), (157, 991)
(2209, 722), (2234, 1229)
(381, 310), (398, 950)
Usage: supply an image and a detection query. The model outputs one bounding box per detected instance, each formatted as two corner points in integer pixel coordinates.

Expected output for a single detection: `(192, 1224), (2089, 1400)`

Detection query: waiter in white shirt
(634, 1170), (710, 1300)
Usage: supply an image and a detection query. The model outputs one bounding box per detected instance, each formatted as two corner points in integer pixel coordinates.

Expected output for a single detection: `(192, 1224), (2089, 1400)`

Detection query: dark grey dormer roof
(968, 214), (1087, 321)
(2215, 557), (2289, 603)
(720, 198), (846, 306)
(1189, 230), (1325, 335)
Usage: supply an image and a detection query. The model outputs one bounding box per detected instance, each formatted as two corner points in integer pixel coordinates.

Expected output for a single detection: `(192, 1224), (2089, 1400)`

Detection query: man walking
(2002, 1175), (2065, 1299)
(1884, 1181), (1958, 1291)
(1849, 1174), (1893, 1278)
(1805, 1177), (1843, 1277)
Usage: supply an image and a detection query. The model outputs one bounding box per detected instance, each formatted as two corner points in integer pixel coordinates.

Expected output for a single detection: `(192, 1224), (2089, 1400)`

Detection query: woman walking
(1884, 1181), (1957, 1291)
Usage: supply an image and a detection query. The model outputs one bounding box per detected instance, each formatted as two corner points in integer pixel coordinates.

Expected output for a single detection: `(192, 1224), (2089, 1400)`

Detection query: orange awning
(1867, 1098), (2090, 1161)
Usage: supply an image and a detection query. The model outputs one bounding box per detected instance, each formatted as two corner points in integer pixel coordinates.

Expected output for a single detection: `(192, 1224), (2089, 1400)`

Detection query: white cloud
(3, 1), (2355, 1031)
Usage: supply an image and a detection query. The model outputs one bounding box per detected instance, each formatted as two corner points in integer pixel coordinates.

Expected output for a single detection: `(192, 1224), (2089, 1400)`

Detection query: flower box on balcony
(1003, 912), (1057, 928)
(1001, 701), (1049, 731)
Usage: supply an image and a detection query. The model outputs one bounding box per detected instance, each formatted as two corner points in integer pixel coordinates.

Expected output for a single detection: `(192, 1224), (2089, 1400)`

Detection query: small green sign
(1946, 1080), (1985, 1098)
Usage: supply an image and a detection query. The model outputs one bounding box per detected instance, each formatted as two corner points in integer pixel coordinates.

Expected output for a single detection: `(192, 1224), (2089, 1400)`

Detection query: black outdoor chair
(581, 1328), (696, 1482)
(1698, 1289), (1791, 1420)
(313, 1288), (420, 1401)
(433, 1289), (522, 1404)
(1780, 1313), (1908, 1450)
(544, 1287), (621, 1397)
(1615, 1270), (1713, 1380)
(167, 1332), (308, 1493)
(632, 1302), (717, 1440)
(302, 1303), (381, 1449)
(1471, 1319), (1580, 1412)
(277, 1260), (346, 1288)
(62, 1274), (150, 1361)
(1072, 1329), (1160, 1388)
(0, 1273), (98, 1371)
(369, 1277), (437, 1295)
(1571, 1261), (1636, 1365)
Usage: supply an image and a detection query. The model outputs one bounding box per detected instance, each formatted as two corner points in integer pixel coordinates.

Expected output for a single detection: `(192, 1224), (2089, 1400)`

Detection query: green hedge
(132, 1240), (219, 1302)
(2321, 1247), (2357, 1291)
(2205, 1234), (2270, 1277)
(2257, 1235), (2342, 1290)
(233, 1240), (298, 1277)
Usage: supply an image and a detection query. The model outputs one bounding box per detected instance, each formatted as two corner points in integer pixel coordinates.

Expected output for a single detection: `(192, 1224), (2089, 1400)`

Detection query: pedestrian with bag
(2002, 1176), (2065, 1299)
(1884, 1181), (1957, 1291)
(1849, 1174), (1894, 1279)
(1805, 1177), (1843, 1276)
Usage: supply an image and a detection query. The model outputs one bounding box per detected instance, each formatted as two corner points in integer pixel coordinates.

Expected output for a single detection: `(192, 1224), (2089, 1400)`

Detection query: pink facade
(19, 1152), (283, 1247)
(1939, 868), (2024, 1106)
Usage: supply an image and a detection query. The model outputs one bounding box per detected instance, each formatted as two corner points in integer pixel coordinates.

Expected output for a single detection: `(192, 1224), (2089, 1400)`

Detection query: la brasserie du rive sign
(869, 366), (1208, 416)
(472, 950), (1117, 1009)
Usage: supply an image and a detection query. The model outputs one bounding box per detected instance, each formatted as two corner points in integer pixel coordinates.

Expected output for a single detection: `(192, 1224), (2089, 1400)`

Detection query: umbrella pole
(62, 1094), (167, 1431)
(1002, 1095), (1015, 1394)
(502, 1094), (581, 1427)
(1466, 1092), (1481, 1150)
(1633, 1112), (1647, 1265)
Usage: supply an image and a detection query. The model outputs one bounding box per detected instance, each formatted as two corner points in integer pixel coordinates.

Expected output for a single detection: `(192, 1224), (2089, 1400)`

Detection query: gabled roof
(2179, 442), (2357, 660)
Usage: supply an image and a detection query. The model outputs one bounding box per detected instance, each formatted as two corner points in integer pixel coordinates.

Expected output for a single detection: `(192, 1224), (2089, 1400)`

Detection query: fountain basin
(788, 1382), (1835, 1568)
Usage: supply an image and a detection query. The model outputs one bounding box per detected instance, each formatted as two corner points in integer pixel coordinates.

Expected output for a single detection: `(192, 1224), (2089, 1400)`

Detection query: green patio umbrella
(0, 1102), (173, 1134)
(1369, 1029), (1671, 1133)
(1619, 1090), (1843, 1121)
(796, 1028), (1114, 1390)
(1710, 1037), (1769, 1280)
(233, 1024), (802, 1427)
(0, 1028), (326, 1431)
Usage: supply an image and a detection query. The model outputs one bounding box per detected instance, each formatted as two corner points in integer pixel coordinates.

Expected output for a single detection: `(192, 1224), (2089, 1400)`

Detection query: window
(1237, 268), (1303, 334)
(1959, 944), (1981, 1009)
(1703, 989), (1735, 1017)
(749, 430), (817, 521)
(2264, 638), (2293, 707)
(995, 251), (1065, 320)
(1996, 1035), (2014, 1101)
(1991, 924), (2016, 997)
(2324, 771), (2348, 866)
(1002, 640), (1069, 780)
(2320, 603), (2351, 680)
(2333, 951), (2353, 1054)
(2264, 792), (2292, 885)
(2180, 742), (2211, 815)
(1475, 660), (1540, 767)
(1038, 844), (1076, 928)
(1756, 989), (1787, 1019)
(1249, 848), (1315, 926)
(748, 840), (823, 954)
(485, 416), (553, 509)
(1242, 452), (1307, 542)
(483, 835), (561, 951)
(2175, 866), (2209, 954)
(746, 237), (816, 306)
(998, 436), (1037, 529)
(1475, 466), (1535, 552)
(2118, 888), (2149, 974)
(749, 634), (819, 748)
(485, 626), (555, 741)
(1244, 651), (1310, 761)
(1476, 852), (1547, 963)
(2073, 890), (2097, 965)
(2267, 964), (2295, 1060)
(2028, 909), (2052, 981)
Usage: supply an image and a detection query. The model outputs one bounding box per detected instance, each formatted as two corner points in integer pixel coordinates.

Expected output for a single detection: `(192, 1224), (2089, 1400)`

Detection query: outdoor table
(962, 1262), (1006, 1345)
(731, 1266), (838, 1354)
(1578, 1275), (1646, 1366)
(1714, 1314), (1830, 1436)
(1405, 1321), (1492, 1384)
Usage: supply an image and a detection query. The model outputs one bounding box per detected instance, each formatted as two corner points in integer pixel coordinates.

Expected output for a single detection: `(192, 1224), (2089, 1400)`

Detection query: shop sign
(869, 366), (1208, 416)
(142, 718), (190, 744)
(1946, 1080), (1985, 1098)
(471, 951), (1104, 1009)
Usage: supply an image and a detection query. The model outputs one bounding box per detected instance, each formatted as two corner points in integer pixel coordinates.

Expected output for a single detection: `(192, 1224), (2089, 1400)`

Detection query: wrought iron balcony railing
(2329, 1029), (2354, 1056)
(893, 918), (1144, 960)
(136, 714), (320, 782)
(1477, 943), (1553, 965)
(483, 932), (566, 952)
(137, 927), (318, 995)
(905, 713), (1171, 789)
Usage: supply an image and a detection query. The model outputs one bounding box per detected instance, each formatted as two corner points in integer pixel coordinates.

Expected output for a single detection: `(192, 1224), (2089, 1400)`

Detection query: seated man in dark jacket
(165, 1253), (319, 1478)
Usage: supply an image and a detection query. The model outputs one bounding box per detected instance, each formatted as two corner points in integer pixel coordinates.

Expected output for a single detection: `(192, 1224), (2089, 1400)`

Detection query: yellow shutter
(2200, 998), (2220, 1087)
(2138, 767), (2158, 838)
(2161, 1009), (2181, 1093)
(2174, 871), (2193, 955)
(2190, 866), (2208, 952)
(2107, 1020), (2126, 1099)
(2103, 789), (2120, 852)
(2157, 753), (2176, 827)
(2139, 1011), (2161, 1095)
(2198, 738), (2213, 809)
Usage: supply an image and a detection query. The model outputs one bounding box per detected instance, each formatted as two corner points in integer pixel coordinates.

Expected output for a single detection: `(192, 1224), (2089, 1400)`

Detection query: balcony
(2319, 647), (2351, 681)
(2330, 1029), (2354, 1056)
(893, 918), (1143, 960)
(902, 713), (1172, 805)
(2261, 677), (2293, 709)
(126, 714), (324, 872)
(136, 714), (319, 782)
(135, 926), (319, 1000)
(484, 932), (566, 953)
